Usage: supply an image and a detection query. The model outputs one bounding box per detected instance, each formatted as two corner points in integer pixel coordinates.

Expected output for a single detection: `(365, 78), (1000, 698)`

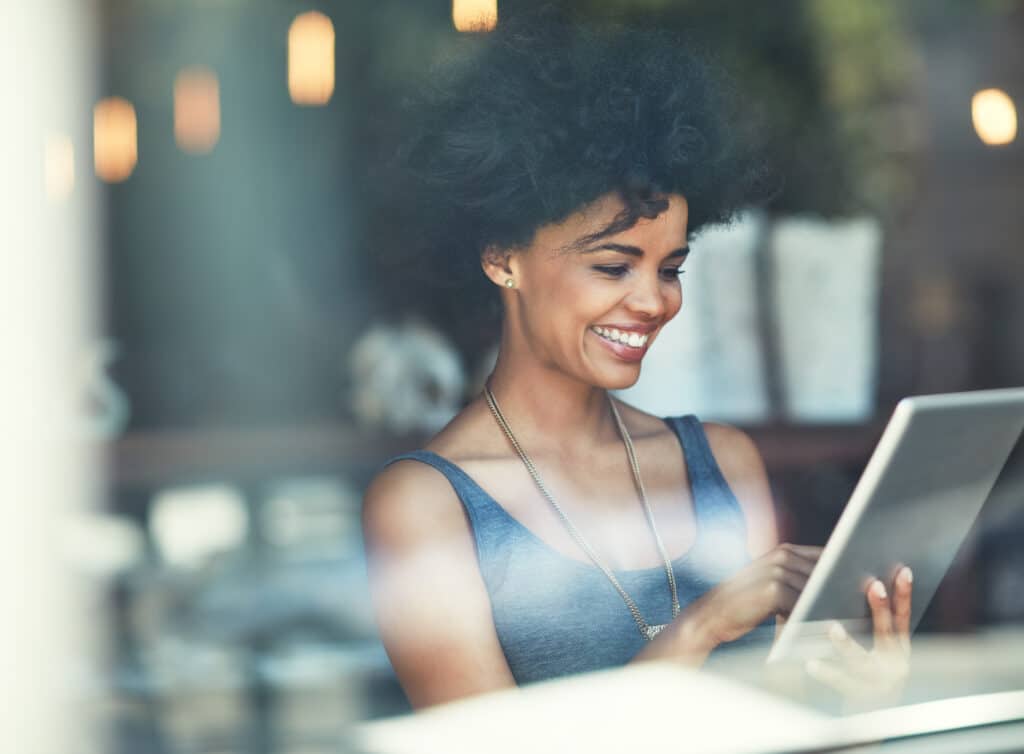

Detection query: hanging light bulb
(453, 0), (498, 32)
(971, 88), (1017, 146)
(93, 97), (137, 183)
(288, 11), (335, 106)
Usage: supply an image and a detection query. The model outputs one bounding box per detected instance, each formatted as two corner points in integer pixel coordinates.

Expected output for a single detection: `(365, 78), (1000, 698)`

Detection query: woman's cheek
(667, 287), (683, 319)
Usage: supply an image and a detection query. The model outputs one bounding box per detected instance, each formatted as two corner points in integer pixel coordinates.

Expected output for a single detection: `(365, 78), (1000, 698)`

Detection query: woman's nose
(624, 274), (668, 319)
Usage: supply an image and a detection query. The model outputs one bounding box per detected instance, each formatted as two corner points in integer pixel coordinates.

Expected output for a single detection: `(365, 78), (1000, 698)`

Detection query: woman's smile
(589, 324), (656, 363)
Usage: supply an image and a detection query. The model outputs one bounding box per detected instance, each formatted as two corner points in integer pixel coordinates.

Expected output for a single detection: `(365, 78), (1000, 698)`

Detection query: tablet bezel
(767, 387), (1024, 663)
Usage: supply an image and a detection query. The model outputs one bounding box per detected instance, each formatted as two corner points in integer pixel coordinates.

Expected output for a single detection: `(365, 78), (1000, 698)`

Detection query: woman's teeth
(591, 326), (649, 348)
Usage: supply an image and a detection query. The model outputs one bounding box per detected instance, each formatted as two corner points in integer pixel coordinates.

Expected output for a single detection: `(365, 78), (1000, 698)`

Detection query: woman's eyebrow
(580, 242), (690, 259)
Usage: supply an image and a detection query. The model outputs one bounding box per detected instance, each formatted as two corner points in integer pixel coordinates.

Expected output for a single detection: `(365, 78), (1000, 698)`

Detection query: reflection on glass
(174, 66), (221, 154)
(453, 0), (498, 32)
(44, 133), (75, 201)
(971, 88), (1017, 146)
(288, 11), (335, 106)
(93, 96), (137, 182)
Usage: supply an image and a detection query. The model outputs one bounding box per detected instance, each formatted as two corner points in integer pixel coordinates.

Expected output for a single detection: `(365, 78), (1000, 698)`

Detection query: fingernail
(871, 580), (888, 599)
(829, 621), (847, 642)
(901, 567), (913, 585)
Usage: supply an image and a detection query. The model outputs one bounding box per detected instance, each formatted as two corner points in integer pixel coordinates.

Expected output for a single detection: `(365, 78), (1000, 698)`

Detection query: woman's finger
(770, 549), (823, 577)
(779, 544), (825, 559)
(828, 620), (871, 667)
(778, 554), (818, 577)
(772, 546), (823, 576)
(893, 567), (913, 649)
(771, 564), (811, 592)
(867, 578), (896, 649)
(769, 580), (803, 617)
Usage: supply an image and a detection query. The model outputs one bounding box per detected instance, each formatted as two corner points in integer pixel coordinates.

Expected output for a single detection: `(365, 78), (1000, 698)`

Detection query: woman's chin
(593, 364), (643, 391)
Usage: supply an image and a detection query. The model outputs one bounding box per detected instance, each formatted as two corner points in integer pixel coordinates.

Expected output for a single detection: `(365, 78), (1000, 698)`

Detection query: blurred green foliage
(564, 0), (922, 216)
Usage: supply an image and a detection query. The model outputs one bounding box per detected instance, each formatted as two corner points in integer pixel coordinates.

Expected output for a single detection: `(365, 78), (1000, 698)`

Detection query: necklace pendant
(644, 623), (668, 641)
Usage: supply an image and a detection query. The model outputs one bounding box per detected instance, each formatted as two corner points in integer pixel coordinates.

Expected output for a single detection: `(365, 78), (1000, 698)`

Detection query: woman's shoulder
(612, 399), (750, 447)
(418, 396), (511, 464)
(615, 400), (776, 553)
(360, 415), (483, 549)
(611, 398), (681, 442)
(361, 455), (464, 550)
(700, 421), (763, 471)
(362, 401), (498, 545)
(615, 398), (761, 466)
(694, 420), (777, 556)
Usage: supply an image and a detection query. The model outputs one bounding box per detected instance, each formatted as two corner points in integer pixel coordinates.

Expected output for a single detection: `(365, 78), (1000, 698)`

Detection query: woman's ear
(481, 244), (517, 289)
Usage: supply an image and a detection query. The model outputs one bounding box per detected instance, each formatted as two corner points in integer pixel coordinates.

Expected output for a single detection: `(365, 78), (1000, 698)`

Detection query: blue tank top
(385, 415), (771, 685)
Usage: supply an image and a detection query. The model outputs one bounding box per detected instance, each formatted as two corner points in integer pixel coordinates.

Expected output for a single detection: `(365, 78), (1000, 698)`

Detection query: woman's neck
(485, 345), (619, 458)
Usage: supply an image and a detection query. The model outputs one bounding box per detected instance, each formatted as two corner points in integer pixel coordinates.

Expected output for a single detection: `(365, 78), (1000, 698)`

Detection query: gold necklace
(483, 382), (681, 640)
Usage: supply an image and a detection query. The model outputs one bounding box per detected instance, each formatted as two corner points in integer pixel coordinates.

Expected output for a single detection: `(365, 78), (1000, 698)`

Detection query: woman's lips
(589, 327), (650, 363)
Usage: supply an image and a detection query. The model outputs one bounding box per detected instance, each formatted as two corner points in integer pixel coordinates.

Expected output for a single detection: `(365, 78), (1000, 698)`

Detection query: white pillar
(0, 2), (101, 753)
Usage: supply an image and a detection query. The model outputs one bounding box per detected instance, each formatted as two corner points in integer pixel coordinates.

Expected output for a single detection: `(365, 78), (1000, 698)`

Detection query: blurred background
(6, 0), (1024, 752)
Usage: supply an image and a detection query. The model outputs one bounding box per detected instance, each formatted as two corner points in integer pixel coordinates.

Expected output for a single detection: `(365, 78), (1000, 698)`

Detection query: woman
(362, 14), (912, 710)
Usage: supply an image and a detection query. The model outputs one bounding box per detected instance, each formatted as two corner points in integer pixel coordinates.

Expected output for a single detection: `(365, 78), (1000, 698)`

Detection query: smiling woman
(361, 9), (911, 711)
(478, 193), (689, 386)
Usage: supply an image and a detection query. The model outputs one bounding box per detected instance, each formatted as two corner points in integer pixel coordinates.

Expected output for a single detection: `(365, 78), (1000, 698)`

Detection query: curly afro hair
(377, 10), (773, 327)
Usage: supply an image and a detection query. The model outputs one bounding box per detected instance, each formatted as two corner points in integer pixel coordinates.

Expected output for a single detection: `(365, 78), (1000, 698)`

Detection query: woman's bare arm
(362, 460), (517, 709)
(703, 421), (780, 558)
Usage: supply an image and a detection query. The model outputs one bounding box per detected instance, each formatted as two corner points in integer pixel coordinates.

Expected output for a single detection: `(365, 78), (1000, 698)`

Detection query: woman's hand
(691, 543), (824, 644)
(632, 543), (822, 667)
(805, 566), (914, 709)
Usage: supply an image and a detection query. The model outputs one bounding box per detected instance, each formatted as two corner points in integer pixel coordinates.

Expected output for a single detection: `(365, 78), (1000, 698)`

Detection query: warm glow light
(453, 0), (498, 32)
(93, 97), (137, 182)
(44, 134), (75, 201)
(174, 66), (221, 154)
(288, 11), (335, 106)
(972, 88), (1017, 146)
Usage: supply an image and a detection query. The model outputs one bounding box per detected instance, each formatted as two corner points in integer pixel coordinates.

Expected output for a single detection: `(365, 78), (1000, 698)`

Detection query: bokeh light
(174, 66), (221, 154)
(288, 11), (335, 106)
(93, 96), (137, 182)
(453, 0), (498, 32)
(972, 88), (1017, 146)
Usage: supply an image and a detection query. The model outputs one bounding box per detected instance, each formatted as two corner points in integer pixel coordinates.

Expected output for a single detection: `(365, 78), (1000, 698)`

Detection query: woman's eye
(593, 265), (629, 278)
(592, 265), (685, 280)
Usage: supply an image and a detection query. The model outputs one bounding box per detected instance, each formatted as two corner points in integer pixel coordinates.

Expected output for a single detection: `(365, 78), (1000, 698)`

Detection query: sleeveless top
(384, 415), (772, 685)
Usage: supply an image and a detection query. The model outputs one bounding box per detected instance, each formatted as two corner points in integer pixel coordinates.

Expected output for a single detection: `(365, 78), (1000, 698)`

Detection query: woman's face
(488, 192), (689, 390)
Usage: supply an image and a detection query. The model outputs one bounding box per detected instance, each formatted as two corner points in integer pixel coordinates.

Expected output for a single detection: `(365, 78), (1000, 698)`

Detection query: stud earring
(505, 278), (515, 288)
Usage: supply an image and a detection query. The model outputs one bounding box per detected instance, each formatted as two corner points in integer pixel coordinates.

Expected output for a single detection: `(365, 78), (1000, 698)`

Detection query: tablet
(767, 387), (1024, 663)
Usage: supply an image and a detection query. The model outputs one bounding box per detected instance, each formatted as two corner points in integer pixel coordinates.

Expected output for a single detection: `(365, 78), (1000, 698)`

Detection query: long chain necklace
(484, 382), (681, 641)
